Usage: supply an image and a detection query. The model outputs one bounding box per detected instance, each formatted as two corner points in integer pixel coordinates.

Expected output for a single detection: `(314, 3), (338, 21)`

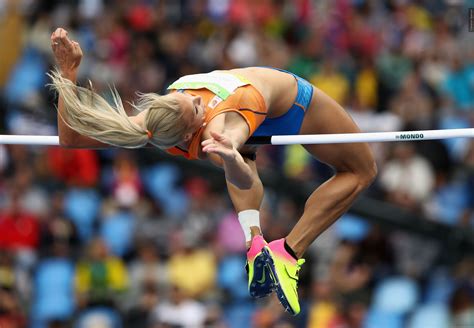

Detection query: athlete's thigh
(300, 87), (374, 172)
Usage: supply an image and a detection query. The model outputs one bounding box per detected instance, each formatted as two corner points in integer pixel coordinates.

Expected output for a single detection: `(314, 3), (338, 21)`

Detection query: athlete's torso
(216, 67), (298, 118)
(166, 67), (300, 160)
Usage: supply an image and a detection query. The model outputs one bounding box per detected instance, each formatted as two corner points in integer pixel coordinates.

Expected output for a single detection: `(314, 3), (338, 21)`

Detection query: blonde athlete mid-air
(50, 28), (377, 315)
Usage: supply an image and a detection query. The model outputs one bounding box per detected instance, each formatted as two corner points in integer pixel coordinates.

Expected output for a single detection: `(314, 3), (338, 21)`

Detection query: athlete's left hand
(51, 28), (83, 76)
(202, 131), (238, 162)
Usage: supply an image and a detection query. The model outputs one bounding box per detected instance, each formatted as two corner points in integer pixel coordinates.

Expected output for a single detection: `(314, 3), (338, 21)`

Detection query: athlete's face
(172, 92), (205, 140)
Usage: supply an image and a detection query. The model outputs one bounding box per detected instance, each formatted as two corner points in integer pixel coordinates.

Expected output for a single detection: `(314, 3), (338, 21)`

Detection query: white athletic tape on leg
(238, 210), (260, 243)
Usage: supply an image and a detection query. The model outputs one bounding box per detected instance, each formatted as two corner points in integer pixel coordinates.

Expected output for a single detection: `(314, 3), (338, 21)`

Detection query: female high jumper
(50, 27), (377, 315)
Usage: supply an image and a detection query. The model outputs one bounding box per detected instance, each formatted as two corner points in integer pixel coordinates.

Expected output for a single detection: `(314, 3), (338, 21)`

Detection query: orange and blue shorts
(253, 68), (314, 137)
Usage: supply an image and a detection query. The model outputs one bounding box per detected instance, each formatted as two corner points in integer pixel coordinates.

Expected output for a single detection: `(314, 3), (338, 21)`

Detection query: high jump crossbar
(0, 128), (473, 146)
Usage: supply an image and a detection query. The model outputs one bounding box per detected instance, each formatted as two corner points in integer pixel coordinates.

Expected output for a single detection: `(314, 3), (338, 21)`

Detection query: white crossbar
(268, 128), (474, 145)
(0, 135), (60, 145)
(0, 128), (472, 146)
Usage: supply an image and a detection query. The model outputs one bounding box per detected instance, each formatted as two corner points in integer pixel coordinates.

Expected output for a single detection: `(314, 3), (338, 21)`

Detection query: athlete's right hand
(202, 131), (239, 163)
(51, 28), (83, 76)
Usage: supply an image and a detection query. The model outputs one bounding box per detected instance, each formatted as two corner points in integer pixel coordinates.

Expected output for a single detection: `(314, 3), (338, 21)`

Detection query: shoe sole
(249, 252), (274, 298)
(262, 247), (297, 315)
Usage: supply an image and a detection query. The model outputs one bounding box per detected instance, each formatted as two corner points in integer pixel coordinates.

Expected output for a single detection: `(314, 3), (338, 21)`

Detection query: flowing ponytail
(48, 70), (192, 149)
(49, 70), (150, 148)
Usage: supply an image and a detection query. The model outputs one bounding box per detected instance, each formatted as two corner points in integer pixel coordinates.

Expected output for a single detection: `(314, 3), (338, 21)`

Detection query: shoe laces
(295, 259), (305, 278)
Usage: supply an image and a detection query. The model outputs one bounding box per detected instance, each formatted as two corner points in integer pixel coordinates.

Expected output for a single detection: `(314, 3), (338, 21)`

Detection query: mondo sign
(396, 133), (425, 140)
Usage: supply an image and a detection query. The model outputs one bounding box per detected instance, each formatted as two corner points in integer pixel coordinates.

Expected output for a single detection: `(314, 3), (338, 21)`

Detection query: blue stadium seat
(438, 117), (470, 160)
(64, 188), (101, 241)
(32, 259), (75, 323)
(4, 48), (47, 103)
(143, 164), (189, 217)
(217, 254), (249, 300)
(101, 211), (136, 257)
(223, 303), (255, 328)
(424, 269), (455, 304)
(335, 213), (371, 241)
(372, 277), (419, 314)
(431, 182), (469, 225)
(364, 309), (403, 328)
(407, 304), (450, 328)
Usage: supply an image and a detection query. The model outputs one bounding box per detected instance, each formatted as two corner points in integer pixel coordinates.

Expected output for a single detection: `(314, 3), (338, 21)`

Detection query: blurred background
(1, 0), (474, 327)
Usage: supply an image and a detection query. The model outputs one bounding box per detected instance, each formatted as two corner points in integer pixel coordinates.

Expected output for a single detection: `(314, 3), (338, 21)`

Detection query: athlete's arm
(202, 113), (254, 189)
(51, 28), (110, 149)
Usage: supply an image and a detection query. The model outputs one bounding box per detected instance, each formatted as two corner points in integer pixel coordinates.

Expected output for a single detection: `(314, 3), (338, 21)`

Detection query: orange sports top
(166, 84), (267, 160)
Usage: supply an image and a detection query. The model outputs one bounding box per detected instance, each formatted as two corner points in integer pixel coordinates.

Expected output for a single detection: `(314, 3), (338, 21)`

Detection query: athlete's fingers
(201, 138), (216, 147)
(74, 41), (83, 52)
(202, 144), (217, 152)
(210, 130), (224, 141)
(56, 29), (73, 49)
(203, 144), (224, 153)
(53, 28), (61, 38)
(72, 41), (82, 54)
(203, 143), (227, 152)
(52, 29), (61, 44)
(59, 28), (68, 38)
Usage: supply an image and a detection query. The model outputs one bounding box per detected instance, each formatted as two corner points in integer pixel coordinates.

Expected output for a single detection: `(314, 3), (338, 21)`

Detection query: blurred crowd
(1, 0), (474, 327)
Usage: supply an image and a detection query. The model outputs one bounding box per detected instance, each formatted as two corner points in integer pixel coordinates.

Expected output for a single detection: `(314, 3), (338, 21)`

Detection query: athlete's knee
(357, 157), (377, 190)
(335, 149), (377, 190)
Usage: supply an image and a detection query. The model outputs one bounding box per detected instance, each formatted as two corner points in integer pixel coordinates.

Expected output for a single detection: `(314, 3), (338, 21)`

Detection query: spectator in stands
(0, 251), (15, 291)
(379, 143), (435, 210)
(106, 150), (143, 208)
(75, 238), (129, 309)
(125, 283), (159, 328)
(310, 58), (350, 106)
(39, 191), (80, 258)
(442, 55), (474, 112)
(0, 188), (40, 254)
(127, 241), (169, 307)
(449, 285), (474, 327)
(152, 285), (208, 328)
(0, 287), (26, 328)
(328, 241), (372, 295)
(167, 231), (216, 300)
(47, 148), (99, 188)
(390, 72), (434, 130)
(307, 280), (338, 328)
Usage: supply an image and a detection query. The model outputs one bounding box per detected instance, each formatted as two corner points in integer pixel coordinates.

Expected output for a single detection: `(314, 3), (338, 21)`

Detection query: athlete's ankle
(250, 226), (262, 238)
(284, 239), (299, 261)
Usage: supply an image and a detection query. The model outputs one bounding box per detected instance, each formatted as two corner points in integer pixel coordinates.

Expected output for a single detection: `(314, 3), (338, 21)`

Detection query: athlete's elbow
(228, 177), (253, 190)
(59, 137), (74, 148)
(357, 157), (378, 190)
(239, 180), (253, 190)
(236, 182), (253, 190)
(59, 135), (80, 148)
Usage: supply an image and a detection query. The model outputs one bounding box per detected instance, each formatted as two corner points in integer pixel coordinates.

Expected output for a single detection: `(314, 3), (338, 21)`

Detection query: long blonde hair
(48, 70), (188, 149)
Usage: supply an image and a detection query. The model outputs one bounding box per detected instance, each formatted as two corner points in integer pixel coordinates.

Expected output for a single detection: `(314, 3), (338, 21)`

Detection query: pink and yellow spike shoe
(246, 235), (274, 298)
(262, 238), (305, 315)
